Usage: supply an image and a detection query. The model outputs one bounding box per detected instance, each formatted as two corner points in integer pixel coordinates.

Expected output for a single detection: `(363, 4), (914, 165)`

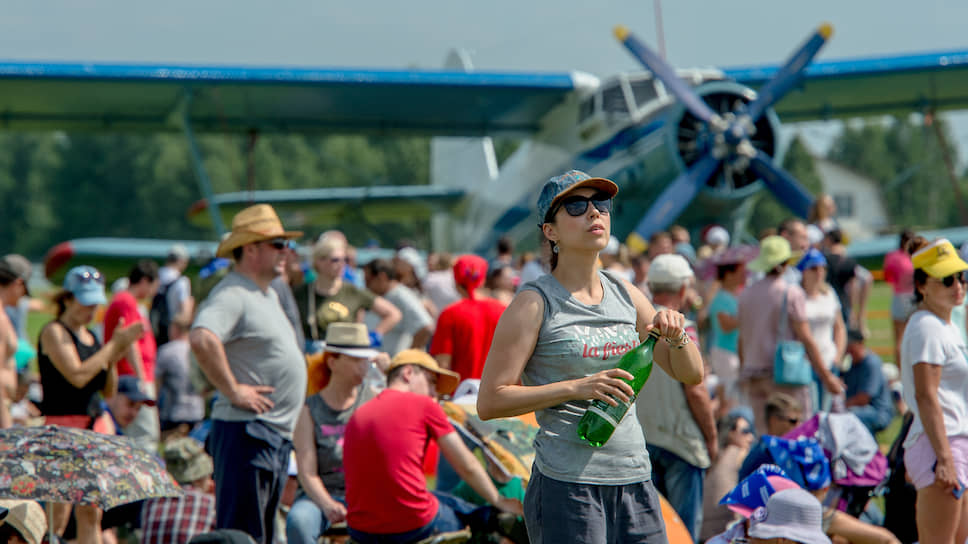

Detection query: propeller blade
(748, 150), (814, 218)
(630, 154), (721, 240)
(745, 23), (833, 122)
(614, 26), (721, 127)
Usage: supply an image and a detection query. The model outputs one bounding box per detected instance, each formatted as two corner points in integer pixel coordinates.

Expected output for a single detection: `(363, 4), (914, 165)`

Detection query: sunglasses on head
(552, 192), (612, 219)
(72, 269), (104, 285)
(934, 271), (968, 288)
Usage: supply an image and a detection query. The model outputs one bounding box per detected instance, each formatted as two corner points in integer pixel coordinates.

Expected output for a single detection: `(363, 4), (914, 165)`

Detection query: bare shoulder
(504, 289), (545, 321)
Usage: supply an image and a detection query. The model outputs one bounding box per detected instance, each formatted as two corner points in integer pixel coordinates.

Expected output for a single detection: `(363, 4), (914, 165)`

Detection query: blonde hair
(312, 238), (345, 260)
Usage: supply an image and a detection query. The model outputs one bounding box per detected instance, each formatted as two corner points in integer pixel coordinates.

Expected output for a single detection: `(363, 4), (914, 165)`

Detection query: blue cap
(796, 248), (828, 272)
(720, 464), (799, 517)
(117, 375), (155, 406)
(536, 170), (618, 225)
(63, 265), (107, 306)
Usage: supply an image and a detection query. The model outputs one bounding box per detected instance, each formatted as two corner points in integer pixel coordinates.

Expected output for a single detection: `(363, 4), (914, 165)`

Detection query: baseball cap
(117, 375), (156, 406)
(647, 254), (694, 286)
(748, 488), (831, 544)
(536, 170), (618, 224)
(796, 248), (828, 272)
(387, 349), (460, 395)
(705, 225), (730, 247)
(912, 238), (968, 279)
(163, 437), (214, 485)
(0, 254), (31, 296)
(63, 265), (107, 306)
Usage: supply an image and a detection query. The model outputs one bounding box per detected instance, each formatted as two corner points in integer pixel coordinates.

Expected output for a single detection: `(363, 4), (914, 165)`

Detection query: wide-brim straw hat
(0, 499), (45, 544)
(216, 204), (303, 259)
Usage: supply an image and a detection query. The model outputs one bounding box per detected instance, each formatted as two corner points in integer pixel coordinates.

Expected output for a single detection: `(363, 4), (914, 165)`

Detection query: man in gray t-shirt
(364, 258), (434, 356)
(189, 204), (306, 544)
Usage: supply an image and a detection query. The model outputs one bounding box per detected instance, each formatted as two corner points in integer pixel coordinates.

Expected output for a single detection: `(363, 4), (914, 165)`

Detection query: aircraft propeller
(614, 24), (832, 240)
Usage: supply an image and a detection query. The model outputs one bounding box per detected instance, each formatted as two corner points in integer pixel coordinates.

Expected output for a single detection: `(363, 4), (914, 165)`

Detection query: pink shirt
(883, 249), (914, 295)
(737, 276), (807, 379)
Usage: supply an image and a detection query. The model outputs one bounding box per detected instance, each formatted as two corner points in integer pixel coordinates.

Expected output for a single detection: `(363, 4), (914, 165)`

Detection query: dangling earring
(552, 244), (559, 254)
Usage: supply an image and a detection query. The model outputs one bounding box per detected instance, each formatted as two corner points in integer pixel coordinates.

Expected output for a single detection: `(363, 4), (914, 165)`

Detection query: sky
(2, 0), (967, 157)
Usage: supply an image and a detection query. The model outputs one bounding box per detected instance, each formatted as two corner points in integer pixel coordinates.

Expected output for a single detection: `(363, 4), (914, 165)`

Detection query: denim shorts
(523, 466), (668, 544)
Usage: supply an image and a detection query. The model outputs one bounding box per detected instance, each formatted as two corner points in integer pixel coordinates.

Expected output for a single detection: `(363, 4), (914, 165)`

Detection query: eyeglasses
(71, 269), (104, 285)
(932, 272), (968, 288)
(550, 192), (612, 220)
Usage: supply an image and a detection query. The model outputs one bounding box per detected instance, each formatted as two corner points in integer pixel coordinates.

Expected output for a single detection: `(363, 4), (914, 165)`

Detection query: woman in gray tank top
(477, 170), (705, 544)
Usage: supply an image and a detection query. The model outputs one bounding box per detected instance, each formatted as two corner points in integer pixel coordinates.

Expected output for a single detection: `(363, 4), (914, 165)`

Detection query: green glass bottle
(577, 329), (661, 447)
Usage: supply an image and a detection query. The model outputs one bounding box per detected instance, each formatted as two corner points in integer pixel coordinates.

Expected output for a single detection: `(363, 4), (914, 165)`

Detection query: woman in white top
(798, 249), (846, 413)
(900, 237), (968, 544)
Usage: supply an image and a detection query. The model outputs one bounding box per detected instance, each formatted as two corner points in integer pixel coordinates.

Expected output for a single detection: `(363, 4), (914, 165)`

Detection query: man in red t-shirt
(343, 349), (522, 542)
(104, 259), (160, 452)
(429, 255), (506, 381)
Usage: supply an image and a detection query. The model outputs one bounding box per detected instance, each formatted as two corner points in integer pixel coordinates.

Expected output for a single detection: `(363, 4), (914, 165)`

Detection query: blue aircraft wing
(188, 185), (468, 229)
(724, 49), (968, 121)
(0, 62), (579, 136)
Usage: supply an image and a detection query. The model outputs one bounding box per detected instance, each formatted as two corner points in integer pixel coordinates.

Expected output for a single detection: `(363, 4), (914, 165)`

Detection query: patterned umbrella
(0, 425), (182, 510)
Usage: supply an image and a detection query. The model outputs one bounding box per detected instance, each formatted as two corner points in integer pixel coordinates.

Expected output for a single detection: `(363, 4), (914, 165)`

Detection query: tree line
(0, 115), (962, 259)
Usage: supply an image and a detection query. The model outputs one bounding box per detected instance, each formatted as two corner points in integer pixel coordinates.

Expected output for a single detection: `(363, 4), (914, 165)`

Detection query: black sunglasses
(264, 238), (288, 250)
(552, 192), (612, 219)
(935, 272), (968, 288)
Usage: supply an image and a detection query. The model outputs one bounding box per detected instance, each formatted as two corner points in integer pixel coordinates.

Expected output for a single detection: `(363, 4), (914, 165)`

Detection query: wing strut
(180, 90), (227, 237)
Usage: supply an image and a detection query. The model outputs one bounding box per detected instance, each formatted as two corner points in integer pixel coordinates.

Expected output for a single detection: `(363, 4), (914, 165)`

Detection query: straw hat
(216, 204), (303, 259)
(0, 500), (45, 544)
(323, 323), (380, 360)
(387, 349), (460, 395)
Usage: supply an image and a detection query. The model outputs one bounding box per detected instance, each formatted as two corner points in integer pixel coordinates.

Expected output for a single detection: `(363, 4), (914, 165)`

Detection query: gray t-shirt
(366, 284), (433, 356)
(520, 270), (652, 485)
(271, 276), (306, 353)
(155, 338), (205, 424)
(193, 271), (308, 439)
(303, 389), (372, 497)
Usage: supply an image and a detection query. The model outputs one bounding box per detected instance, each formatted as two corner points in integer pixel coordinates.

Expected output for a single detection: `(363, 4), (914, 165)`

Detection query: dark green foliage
(0, 132), (431, 258)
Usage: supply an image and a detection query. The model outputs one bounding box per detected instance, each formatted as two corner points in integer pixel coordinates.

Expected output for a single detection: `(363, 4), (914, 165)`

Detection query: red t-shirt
(343, 389), (454, 534)
(104, 291), (157, 382)
(429, 297), (506, 381)
(883, 249), (914, 295)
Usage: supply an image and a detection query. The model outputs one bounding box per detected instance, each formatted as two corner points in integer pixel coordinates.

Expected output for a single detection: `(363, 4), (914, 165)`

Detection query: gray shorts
(524, 467), (669, 544)
(890, 293), (916, 322)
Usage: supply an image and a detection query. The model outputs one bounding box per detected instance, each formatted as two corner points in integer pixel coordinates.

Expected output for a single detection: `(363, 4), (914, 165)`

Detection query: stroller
(773, 412), (889, 518)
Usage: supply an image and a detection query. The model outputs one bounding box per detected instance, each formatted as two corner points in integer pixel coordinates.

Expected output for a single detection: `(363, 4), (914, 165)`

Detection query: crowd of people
(0, 171), (963, 544)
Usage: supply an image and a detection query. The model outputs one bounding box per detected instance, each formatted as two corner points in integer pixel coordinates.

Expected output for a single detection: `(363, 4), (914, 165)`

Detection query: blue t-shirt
(843, 351), (893, 419)
(709, 290), (738, 353)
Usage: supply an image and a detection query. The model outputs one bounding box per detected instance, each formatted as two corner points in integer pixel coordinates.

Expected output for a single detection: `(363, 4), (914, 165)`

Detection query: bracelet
(663, 331), (691, 349)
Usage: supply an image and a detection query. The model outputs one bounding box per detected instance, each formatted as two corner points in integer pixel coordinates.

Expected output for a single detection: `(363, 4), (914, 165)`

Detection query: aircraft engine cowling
(673, 80), (782, 201)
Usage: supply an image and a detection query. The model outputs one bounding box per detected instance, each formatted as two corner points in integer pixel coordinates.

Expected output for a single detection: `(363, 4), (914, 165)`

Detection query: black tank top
(38, 321), (107, 417)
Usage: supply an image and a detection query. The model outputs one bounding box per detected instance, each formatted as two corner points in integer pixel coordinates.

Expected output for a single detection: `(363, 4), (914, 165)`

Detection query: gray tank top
(520, 269), (652, 485)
